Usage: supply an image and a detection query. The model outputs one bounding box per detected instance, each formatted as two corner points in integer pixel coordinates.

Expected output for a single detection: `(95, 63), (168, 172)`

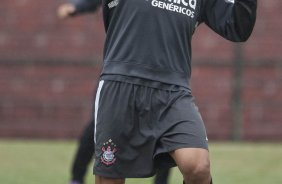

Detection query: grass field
(0, 140), (282, 184)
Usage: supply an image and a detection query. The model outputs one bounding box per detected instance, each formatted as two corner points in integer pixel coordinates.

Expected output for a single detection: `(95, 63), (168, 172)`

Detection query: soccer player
(59, 0), (257, 184)
(57, 2), (170, 184)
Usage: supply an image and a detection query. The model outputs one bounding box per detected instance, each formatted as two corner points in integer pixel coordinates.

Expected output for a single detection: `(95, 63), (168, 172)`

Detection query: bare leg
(170, 148), (211, 184)
(95, 175), (125, 184)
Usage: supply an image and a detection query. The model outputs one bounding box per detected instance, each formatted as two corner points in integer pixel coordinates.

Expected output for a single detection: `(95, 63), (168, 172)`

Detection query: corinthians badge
(101, 139), (117, 166)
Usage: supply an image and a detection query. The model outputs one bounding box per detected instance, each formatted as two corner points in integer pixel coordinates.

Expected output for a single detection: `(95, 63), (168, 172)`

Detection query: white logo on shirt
(150, 0), (197, 18)
(108, 0), (119, 9)
(225, 0), (235, 4)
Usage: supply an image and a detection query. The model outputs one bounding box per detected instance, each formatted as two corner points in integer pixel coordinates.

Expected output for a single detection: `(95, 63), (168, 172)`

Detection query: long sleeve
(70, 0), (101, 15)
(201, 0), (257, 42)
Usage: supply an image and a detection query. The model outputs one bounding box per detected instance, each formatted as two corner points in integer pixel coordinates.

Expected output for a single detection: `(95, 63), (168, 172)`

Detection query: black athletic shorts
(93, 78), (208, 178)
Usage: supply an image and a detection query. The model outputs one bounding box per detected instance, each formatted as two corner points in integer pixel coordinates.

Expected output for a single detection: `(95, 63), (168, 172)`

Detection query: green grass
(0, 140), (282, 184)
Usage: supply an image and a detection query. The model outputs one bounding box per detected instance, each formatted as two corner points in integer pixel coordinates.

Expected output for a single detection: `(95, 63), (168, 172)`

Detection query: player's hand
(57, 3), (76, 19)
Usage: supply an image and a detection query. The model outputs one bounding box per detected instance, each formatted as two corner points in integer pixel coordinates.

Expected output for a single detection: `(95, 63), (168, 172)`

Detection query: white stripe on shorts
(94, 80), (104, 143)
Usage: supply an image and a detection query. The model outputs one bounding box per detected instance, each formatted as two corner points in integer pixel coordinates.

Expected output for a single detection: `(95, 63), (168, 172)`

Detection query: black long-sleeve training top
(71, 0), (257, 89)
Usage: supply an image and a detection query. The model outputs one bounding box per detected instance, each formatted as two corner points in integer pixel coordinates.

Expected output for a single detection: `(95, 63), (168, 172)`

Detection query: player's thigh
(170, 148), (210, 174)
(95, 175), (125, 184)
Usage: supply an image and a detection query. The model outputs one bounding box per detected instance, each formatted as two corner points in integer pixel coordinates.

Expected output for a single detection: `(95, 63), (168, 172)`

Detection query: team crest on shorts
(101, 139), (117, 166)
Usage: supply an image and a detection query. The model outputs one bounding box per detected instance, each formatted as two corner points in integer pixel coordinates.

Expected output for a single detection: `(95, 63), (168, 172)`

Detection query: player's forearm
(203, 0), (257, 42)
(233, 0), (257, 41)
(70, 0), (101, 15)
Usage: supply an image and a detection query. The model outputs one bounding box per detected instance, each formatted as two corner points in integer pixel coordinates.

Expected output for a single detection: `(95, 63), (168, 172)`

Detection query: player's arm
(57, 0), (101, 19)
(201, 0), (257, 42)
